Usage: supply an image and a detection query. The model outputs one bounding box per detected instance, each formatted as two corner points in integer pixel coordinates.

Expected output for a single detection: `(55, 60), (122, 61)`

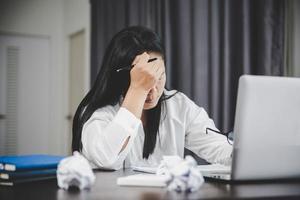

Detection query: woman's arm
(82, 106), (141, 170)
(120, 52), (164, 151)
(119, 87), (147, 151)
(184, 98), (233, 166)
(122, 52), (164, 118)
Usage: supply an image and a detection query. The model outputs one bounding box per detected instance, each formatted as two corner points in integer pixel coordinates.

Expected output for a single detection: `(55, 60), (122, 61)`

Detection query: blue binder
(0, 168), (57, 180)
(0, 155), (65, 171)
(0, 175), (57, 186)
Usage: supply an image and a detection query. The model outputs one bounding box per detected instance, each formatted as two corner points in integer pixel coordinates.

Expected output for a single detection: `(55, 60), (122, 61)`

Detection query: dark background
(90, 0), (285, 133)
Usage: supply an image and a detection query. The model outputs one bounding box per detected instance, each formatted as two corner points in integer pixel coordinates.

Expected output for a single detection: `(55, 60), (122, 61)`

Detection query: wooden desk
(1, 169), (300, 200)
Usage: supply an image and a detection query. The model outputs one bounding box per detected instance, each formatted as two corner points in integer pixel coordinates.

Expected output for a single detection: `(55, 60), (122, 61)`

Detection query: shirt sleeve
(184, 99), (233, 166)
(81, 107), (141, 170)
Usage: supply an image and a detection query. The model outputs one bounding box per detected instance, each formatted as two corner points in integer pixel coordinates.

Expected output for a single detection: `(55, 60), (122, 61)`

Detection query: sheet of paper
(131, 166), (157, 174)
(117, 174), (167, 187)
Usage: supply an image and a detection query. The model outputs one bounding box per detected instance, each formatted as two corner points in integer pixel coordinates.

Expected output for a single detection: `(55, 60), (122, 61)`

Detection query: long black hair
(72, 26), (175, 159)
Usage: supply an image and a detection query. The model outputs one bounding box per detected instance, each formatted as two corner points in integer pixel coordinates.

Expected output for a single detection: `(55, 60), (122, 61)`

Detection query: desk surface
(1, 169), (300, 200)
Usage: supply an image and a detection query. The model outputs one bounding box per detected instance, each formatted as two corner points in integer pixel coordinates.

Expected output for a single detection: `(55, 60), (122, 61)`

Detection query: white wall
(0, 0), (90, 155)
(62, 0), (91, 154)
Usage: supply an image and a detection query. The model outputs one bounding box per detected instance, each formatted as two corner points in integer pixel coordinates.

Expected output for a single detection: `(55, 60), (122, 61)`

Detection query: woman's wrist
(121, 86), (148, 119)
(127, 84), (149, 95)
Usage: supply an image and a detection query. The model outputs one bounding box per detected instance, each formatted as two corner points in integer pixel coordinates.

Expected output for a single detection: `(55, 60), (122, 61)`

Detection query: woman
(72, 26), (232, 170)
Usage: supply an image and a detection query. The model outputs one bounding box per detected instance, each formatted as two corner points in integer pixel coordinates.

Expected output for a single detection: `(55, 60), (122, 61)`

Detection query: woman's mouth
(145, 98), (154, 103)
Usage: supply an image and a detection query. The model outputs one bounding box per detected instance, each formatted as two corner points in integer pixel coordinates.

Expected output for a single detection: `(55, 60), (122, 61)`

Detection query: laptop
(204, 75), (300, 182)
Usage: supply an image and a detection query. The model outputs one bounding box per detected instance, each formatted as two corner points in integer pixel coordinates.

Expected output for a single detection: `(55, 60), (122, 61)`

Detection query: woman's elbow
(83, 147), (122, 170)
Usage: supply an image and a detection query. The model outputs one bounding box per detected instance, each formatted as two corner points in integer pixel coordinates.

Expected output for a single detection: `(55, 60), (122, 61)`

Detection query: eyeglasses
(206, 128), (234, 145)
(115, 58), (158, 72)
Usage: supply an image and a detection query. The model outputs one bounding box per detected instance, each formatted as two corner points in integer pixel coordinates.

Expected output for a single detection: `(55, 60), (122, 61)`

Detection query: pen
(116, 58), (158, 72)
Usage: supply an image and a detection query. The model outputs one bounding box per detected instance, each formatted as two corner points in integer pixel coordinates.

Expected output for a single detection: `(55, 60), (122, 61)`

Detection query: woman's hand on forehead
(129, 52), (164, 92)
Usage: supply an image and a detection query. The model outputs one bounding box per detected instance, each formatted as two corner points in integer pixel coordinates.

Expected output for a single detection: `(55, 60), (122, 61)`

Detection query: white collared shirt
(81, 90), (232, 170)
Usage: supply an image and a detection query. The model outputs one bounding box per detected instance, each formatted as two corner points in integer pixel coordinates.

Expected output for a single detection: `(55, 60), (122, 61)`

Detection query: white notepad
(117, 174), (168, 187)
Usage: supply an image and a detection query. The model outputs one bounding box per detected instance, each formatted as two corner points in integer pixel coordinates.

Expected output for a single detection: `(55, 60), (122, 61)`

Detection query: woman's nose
(149, 87), (157, 94)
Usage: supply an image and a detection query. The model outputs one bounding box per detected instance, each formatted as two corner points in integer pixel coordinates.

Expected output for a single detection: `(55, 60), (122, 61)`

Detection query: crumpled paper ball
(57, 151), (95, 190)
(156, 155), (204, 192)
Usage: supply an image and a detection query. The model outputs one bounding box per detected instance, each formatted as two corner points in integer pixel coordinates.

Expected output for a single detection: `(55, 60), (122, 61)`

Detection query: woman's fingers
(154, 64), (165, 80)
(129, 52), (165, 92)
(132, 54), (141, 66)
(132, 52), (149, 66)
(148, 59), (163, 76)
(137, 52), (150, 66)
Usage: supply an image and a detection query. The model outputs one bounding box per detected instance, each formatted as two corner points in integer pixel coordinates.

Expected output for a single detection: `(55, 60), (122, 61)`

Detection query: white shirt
(81, 90), (232, 170)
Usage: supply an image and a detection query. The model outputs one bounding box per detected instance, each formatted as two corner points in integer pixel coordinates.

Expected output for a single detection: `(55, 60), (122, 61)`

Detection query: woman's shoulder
(163, 90), (202, 121)
(89, 104), (119, 121)
(163, 89), (207, 124)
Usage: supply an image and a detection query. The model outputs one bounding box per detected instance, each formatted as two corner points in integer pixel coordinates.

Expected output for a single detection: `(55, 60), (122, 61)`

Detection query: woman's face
(143, 52), (166, 110)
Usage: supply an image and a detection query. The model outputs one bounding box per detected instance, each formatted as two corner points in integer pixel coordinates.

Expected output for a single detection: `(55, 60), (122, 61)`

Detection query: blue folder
(0, 168), (57, 180)
(0, 155), (65, 171)
(0, 175), (57, 186)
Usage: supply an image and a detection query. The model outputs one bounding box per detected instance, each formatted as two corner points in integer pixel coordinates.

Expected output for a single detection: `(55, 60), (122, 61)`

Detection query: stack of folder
(0, 154), (65, 186)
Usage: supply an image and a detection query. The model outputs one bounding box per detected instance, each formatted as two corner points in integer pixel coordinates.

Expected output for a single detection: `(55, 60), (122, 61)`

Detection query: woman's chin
(143, 101), (158, 110)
